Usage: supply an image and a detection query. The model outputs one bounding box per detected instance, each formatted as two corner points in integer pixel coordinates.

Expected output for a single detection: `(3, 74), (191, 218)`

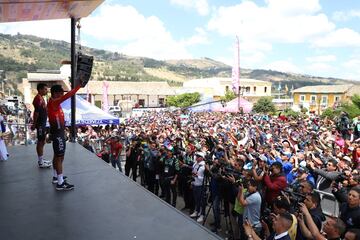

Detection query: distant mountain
(0, 33), (358, 95)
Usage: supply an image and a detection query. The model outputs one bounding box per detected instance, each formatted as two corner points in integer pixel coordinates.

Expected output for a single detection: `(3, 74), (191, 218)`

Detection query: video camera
(282, 188), (306, 212)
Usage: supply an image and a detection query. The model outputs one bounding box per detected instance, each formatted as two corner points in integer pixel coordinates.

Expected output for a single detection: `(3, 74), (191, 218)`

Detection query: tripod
(202, 177), (235, 240)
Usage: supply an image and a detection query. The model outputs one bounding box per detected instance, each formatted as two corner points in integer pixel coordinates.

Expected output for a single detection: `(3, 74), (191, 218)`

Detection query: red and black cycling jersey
(47, 86), (81, 134)
(32, 94), (47, 126)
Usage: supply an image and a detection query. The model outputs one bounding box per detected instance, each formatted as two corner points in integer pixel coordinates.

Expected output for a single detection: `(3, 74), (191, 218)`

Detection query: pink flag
(86, 84), (90, 103)
(232, 37), (240, 94)
(102, 81), (109, 112)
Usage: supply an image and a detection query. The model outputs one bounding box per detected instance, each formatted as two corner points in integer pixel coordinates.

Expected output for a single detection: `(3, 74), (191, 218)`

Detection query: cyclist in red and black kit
(32, 83), (52, 168)
(48, 84), (81, 191)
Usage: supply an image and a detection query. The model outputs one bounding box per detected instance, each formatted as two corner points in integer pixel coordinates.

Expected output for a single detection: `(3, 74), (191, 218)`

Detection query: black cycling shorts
(36, 126), (47, 141)
(52, 132), (66, 157)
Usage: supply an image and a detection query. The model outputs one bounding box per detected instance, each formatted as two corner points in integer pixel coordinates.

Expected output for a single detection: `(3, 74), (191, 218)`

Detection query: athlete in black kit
(32, 83), (52, 168)
(48, 84), (81, 191)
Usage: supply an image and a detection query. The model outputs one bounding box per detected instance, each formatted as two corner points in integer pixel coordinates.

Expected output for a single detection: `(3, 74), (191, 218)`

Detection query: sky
(1, 0), (360, 81)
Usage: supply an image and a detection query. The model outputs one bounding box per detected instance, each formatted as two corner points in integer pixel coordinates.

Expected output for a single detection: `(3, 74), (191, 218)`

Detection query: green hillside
(0, 33), (358, 95)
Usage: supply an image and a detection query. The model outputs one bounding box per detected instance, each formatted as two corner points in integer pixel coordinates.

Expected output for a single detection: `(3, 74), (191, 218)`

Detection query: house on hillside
(292, 84), (360, 114)
(179, 77), (272, 102)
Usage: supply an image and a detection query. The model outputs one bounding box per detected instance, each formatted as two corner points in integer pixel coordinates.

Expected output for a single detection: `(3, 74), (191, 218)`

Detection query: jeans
(163, 178), (177, 207)
(110, 154), (122, 172)
(193, 185), (205, 215)
(212, 195), (221, 228)
(125, 161), (137, 181)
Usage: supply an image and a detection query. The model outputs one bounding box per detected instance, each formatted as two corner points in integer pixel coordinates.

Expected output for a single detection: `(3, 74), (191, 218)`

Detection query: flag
(232, 37), (240, 94)
(102, 81), (109, 112)
(86, 84), (90, 103)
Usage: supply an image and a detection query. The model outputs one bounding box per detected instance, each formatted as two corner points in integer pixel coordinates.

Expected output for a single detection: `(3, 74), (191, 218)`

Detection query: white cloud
(343, 58), (360, 69)
(264, 60), (302, 73)
(0, 19), (70, 42)
(306, 55), (336, 62)
(306, 62), (333, 73)
(333, 10), (360, 21)
(208, 0), (334, 43)
(81, 4), (193, 59)
(312, 28), (360, 48)
(170, 0), (210, 16)
(181, 27), (210, 46)
(341, 59), (360, 80)
(266, 0), (321, 15)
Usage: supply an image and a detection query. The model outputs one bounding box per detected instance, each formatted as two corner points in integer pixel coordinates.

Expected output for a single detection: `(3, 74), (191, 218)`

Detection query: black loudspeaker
(76, 53), (93, 87)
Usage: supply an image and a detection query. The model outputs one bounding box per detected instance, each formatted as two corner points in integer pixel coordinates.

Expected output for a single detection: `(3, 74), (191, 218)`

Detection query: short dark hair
(346, 228), (360, 240)
(37, 83), (47, 91)
(248, 179), (258, 188)
(332, 217), (346, 236)
(328, 159), (338, 168)
(271, 162), (283, 172)
(273, 196), (290, 211)
(307, 192), (321, 206)
(50, 85), (64, 94)
(351, 186), (360, 196)
(279, 212), (293, 223)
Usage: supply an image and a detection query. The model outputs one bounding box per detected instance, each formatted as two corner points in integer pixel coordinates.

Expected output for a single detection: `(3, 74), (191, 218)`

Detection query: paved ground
(0, 144), (221, 240)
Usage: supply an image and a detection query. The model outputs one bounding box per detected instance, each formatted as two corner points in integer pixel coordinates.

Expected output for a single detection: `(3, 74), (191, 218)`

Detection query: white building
(21, 67), (176, 111)
(179, 77), (272, 102)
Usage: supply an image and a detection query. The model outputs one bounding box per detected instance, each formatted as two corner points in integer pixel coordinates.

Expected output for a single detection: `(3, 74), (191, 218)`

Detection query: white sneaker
(190, 211), (198, 218)
(197, 215), (204, 223)
(38, 161), (52, 168)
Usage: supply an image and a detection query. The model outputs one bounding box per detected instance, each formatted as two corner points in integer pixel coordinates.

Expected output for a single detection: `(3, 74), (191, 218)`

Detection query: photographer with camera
(299, 202), (346, 240)
(238, 179), (262, 236)
(333, 186), (360, 230)
(161, 148), (180, 207)
(308, 158), (341, 192)
(208, 158), (223, 233)
(244, 212), (294, 240)
(125, 141), (140, 181)
(304, 192), (325, 230)
(178, 145), (195, 212)
(190, 152), (206, 223)
(264, 162), (287, 205)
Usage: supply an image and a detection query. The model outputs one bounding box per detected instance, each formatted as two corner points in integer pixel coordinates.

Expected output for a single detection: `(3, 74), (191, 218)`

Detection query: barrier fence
(314, 189), (339, 217)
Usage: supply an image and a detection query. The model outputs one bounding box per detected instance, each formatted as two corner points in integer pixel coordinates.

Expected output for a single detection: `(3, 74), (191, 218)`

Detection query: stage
(0, 143), (220, 240)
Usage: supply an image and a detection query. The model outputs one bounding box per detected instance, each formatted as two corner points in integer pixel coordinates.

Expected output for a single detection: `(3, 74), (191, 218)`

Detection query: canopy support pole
(70, 17), (76, 142)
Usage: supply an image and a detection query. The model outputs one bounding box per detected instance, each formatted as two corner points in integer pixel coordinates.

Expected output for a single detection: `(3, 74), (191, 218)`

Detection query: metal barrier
(314, 189), (339, 217)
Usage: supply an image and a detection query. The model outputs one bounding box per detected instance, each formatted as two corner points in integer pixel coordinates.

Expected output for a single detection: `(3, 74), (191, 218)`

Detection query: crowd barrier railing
(313, 189), (339, 217)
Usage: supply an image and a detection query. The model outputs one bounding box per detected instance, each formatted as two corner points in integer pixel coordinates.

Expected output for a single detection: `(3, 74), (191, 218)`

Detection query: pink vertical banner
(232, 36), (240, 94)
(86, 84), (90, 103)
(102, 81), (109, 112)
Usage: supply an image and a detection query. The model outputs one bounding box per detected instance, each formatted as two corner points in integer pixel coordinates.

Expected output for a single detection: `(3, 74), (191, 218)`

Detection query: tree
(221, 89), (237, 102)
(252, 97), (276, 113)
(340, 102), (360, 119)
(283, 108), (300, 118)
(321, 108), (341, 119)
(166, 92), (201, 108)
(351, 94), (360, 109)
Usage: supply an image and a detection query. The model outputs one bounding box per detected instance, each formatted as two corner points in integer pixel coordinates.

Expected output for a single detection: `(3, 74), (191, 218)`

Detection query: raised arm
(52, 85), (81, 106)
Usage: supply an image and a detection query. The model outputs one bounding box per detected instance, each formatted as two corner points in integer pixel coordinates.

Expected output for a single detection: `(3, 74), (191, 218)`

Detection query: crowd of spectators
(76, 110), (360, 240)
(2, 106), (360, 239)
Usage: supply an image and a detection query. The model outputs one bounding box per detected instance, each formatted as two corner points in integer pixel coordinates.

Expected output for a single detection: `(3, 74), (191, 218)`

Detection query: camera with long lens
(261, 208), (273, 224)
(333, 173), (348, 188)
(282, 188), (306, 212)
